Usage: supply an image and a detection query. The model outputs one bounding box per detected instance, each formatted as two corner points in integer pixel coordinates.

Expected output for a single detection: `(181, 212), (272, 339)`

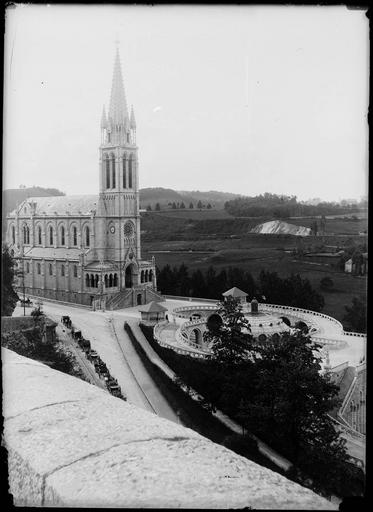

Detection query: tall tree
(204, 296), (252, 366)
(1, 245), (19, 316)
(343, 297), (366, 333)
(238, 331), (350, 496)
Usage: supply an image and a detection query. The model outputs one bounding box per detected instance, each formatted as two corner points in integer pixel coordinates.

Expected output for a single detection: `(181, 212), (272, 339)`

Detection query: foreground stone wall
(2, 348), (335, 509)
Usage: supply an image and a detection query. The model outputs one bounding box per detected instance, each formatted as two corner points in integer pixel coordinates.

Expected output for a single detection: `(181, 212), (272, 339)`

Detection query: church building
(6, 48), (161, 309)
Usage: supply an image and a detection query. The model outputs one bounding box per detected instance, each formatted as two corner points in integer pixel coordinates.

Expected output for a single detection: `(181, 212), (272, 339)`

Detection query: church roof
(222, 287), (248, 298)
(10, 195), (99, 217)
(138, 301), (168, 313)
(23, 247), (84, 260)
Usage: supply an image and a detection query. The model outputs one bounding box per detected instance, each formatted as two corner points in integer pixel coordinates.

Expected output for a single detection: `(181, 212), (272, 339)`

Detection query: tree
(238, 331), (350, 497)
(189, 202), (194, 209)
(343, 297), (366, 333)
(155, 203), (161, 211)
(207, 203), (212, 209)
(197, 200), (203, 210)
(311, 220), (318, 236)
(320, 277), (334, 292)
(204, 296), (252, 366)
(172, 202), (177, 209)
(146, 204), (152, 211)
(180, 201), (186, 209)
(1, 245), (19, 316)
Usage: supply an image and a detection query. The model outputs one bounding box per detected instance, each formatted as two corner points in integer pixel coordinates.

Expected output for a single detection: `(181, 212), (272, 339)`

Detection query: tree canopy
(1, 245), (19, 316)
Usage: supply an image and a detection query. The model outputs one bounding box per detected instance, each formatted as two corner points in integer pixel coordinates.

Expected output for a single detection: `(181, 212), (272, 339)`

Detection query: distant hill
(2, 186), (65, 237)
(251, 220), (311, 237)
(139, 187), (242, 210)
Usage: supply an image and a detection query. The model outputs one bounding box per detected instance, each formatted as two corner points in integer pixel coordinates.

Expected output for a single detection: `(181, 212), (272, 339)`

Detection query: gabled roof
(23, 247), (84, 260)
(138, 301), (168, 313)
(222, 287), (248, 298)
(9, 195), (99, 217)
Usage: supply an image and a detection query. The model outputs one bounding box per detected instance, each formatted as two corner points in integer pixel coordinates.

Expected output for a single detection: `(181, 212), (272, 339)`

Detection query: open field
(141, 211), (368, 241)
(146, 209), (234, 220)
(142, 234), (367, 324)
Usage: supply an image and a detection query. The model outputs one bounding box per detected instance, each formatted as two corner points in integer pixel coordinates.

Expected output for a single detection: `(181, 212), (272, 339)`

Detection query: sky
(3, 4), (369, 202)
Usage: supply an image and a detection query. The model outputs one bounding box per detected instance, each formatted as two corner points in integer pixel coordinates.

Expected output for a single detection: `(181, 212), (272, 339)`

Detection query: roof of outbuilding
(222, 287), (248, 297)
(138, 301), (168, 313)
(10, 195), (99, 217)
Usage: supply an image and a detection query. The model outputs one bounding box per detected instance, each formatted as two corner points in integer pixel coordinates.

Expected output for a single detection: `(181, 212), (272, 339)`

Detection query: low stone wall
(2, 348), (335, 509)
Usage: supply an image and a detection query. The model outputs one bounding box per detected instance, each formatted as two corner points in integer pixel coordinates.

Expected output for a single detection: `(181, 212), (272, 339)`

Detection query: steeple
(109, 48), (129, 126)
(130, 105), (136, 129)
(100, 105), (107, 129)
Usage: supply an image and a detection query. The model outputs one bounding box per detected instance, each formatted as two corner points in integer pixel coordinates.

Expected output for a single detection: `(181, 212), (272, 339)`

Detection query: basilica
(6, 49), (160, 309)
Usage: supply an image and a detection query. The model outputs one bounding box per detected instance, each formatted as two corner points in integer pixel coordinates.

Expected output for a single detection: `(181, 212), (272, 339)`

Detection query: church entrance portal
(137, 294), (142, 305)
(125, 264), (135, 288)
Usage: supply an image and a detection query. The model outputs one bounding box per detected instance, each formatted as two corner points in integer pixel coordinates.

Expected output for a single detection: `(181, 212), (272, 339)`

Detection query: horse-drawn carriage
(105, 377), (124, 398)
(19, 298), (33, 308)
(61, 316), (72, 329)
(78, 338), (91, 354)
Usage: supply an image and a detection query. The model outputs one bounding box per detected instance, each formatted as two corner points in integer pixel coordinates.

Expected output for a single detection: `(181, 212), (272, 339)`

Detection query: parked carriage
(79, 338), (91, 353)
(88, 349), (99, 362)
(19, 298), (33, 308)
(61, 316), (72, 329)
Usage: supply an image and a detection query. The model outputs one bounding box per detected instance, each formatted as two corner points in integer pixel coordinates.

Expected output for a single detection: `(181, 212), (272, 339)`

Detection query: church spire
(100, 105), (107, 128)
(130, 104), (136, 129)
(109, 48), (129, 126)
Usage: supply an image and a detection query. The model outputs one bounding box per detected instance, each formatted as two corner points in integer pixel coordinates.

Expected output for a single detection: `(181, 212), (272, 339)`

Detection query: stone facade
(6, 49), (159, 309)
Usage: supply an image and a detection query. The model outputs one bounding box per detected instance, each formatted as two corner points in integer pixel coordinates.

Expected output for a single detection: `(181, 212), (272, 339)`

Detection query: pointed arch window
(60, 226), (65, 246)
(49, 263), (53, 276)
(122, 155), (127, 188)
(49, 226), (54, 246)
(111, 154), (116, 188)
(74, 265), (78, 278)
(23, 225), (30, 244)
(85, 226), (90, 247)
(128, 155), (133, 188)
(61, 265), (65, 277)
(73, 226), (77, 246)
(38, 226), (42, 245)
(26, 262), (30, 273)
(12, 225), (15, 244)
(105, 155), (110, 189)
(37, 262), (41, 275)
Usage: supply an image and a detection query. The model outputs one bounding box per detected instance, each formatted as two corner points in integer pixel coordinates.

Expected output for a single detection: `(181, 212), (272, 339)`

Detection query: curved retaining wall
(2, 348), (335, 509)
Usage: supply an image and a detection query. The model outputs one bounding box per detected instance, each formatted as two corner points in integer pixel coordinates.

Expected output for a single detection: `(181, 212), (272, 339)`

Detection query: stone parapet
(2, 348), (335, 509)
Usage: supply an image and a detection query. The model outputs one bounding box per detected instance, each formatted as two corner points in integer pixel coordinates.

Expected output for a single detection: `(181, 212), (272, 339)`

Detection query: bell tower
(96, 47), (141, 268)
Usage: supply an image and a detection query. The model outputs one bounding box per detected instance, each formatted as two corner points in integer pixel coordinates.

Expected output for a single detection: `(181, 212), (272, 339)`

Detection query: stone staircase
(105, 287), (164, 310)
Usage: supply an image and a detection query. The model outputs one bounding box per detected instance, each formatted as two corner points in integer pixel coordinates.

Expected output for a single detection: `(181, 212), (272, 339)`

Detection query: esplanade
(151, 287), (366, 362)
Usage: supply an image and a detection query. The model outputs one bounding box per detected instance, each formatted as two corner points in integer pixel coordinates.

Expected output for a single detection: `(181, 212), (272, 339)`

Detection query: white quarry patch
(251, 219), (311, 236)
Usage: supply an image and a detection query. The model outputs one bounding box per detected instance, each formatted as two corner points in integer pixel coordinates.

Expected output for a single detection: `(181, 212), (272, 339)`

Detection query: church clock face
(123, 221), (134, 238)
(110, 225), (115, 234)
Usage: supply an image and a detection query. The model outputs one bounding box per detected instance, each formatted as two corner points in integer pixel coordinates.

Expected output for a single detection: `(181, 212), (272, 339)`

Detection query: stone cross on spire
(108, 47), (129, 126)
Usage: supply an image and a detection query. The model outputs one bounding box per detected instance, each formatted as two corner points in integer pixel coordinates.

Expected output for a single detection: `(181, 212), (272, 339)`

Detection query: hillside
(139, 187), (242, 210)
(251, 220), (311, 237)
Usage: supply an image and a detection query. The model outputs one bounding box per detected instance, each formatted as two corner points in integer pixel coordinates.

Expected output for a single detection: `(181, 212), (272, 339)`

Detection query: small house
(222, 287), (248, 304)
(138, 301), (168, 324)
